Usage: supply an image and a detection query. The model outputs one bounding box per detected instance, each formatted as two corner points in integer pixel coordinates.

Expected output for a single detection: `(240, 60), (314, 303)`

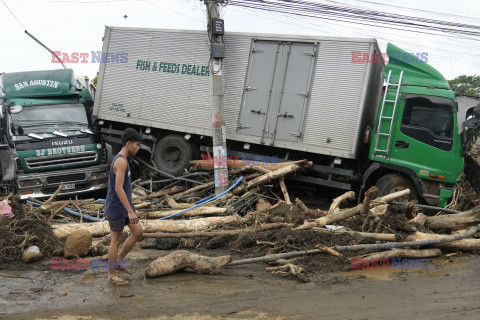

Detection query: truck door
(268, 42), (316, 144)
(236, 40), (280, 138)
(237, 40), (316, 144)
(389, 94), (457, 179)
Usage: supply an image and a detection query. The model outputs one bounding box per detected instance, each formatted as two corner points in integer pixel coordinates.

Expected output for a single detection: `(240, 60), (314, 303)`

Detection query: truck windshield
(11, 103), (88, 127)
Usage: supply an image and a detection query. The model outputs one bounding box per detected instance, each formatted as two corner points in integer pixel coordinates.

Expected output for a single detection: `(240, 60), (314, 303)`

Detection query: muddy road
(2, 188), (480, 319)
(1, 247), (480, 320)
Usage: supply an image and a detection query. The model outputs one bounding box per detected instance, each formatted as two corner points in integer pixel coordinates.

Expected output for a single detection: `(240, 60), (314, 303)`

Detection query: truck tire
(153, 135), (192, 176)
(374, 173), (418, 201)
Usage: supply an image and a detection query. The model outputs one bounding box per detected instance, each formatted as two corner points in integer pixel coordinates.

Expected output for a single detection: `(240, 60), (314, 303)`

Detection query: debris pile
(2, 157), (480, 284)
(0, 195), (62, 263)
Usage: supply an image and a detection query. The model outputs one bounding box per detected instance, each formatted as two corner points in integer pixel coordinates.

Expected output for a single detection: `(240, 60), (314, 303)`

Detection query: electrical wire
(155, 175), (243, 220)
(228, 0), (480, 41)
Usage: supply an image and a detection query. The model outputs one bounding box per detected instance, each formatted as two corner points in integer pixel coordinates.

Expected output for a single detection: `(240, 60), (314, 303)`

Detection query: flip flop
(107, 278), (130, 286)
(115, 265), (133, 275)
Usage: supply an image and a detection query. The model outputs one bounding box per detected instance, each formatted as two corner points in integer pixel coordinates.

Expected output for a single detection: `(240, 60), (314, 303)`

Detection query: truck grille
(25, 151), (98, 170)
(42, 182), (90, 194)
(46, 173), (87, 184)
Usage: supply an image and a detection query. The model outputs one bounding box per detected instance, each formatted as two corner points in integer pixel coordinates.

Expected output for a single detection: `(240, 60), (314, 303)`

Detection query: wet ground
(2, 187), (480, 319)
(1, 246), (480, 320)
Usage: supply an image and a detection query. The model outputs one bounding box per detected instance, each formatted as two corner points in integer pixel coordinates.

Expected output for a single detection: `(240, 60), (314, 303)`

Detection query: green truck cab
(367, 43), (463, 207)
(0, 69), (111, 199)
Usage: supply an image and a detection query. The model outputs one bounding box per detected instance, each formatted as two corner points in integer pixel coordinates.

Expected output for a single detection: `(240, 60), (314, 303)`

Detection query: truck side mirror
(474, 104), (480, 117)
(9, 105), (22, 114)
(463, 117), (480, 129)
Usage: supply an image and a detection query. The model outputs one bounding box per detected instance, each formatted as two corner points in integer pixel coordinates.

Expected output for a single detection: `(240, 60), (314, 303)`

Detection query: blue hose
(26, 176), (243, 222)
(156, 176), (244, 220)
(26, 200), (103, 222)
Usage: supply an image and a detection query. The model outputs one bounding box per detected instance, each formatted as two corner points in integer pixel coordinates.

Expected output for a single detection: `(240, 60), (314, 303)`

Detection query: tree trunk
(145, 250), (232, 278)
(279, 178), (292, 204)
(141, 223), (292, 238)
(233, 160), (312, 195)
(165, 195), (194, 209)
(295, 189), (410, 230)
(312, 227), (397, 241)
(406, 231), (480, 251)
(328, 191), (356, 214)
(52, 215), (240, 238)
(133, 185), (186, 203)
(353, 248), (442, 263)
(190, 159), (307, 172)
(137, 206), (227, 219)
(423, 207), (480, 231)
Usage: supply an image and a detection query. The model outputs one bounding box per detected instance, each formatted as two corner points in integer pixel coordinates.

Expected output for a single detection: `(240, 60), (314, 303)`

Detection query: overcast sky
(1, 0), (479, 81)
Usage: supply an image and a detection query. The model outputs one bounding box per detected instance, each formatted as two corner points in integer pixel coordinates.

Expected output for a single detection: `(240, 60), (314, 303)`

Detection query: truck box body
(94, 27), (384, 159)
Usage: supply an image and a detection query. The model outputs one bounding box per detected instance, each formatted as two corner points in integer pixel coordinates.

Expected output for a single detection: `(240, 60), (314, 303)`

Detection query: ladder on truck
(373, 69), (404, 158)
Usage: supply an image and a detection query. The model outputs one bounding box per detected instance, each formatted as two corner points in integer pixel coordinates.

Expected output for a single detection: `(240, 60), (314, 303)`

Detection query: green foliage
(91, 75), (98, 85)
(448, 75), (480, 97)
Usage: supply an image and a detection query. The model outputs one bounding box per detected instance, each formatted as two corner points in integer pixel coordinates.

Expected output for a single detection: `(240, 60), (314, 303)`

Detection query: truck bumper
(17, 164), (110, 200)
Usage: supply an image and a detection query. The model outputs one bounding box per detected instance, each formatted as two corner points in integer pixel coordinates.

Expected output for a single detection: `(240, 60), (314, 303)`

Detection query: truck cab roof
(0, 69), (83, 100)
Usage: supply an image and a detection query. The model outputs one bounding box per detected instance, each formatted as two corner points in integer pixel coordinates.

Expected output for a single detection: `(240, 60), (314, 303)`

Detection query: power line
(1, 0), (26, 29)
(228, 0), (480, 40)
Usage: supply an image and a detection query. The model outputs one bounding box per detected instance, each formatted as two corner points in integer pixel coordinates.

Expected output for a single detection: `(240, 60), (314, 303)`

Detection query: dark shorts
(107, 216), (130, 231)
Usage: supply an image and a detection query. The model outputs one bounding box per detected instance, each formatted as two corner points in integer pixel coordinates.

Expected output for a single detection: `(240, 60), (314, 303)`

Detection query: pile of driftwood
(4, 154), (479, 284)
(36, 157), (480, 283)
(50, 159), (313, 238)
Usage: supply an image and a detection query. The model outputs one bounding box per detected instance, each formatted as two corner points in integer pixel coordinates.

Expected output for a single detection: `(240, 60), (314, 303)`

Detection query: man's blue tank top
(104, 154), (135, 219)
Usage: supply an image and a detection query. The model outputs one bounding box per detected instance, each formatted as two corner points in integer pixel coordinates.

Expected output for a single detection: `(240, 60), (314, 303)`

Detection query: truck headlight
(91, 171), (109, 180)
(19, 179), (42, 188)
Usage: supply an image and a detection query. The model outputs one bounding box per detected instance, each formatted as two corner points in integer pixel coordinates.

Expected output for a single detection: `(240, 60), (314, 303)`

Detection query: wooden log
(141, 223), (293, 238)
(165, 195), (194, 209)
(312, 227), (397, 241)
(315, 243), (343, 257)
(134, 202), (152, 210)
(41, 198), (95, 212)
(52, 215), (240, 238)
(329, 191), (356, 215)
(406, 231), (480, 251)
(42, 182), (63, 207)
(294, 198), (324, 220)
(190, 159), (306, 172)
(295, 189), (410, 230)
(370, 204), (389, 216)
(233, 160), (312, 195)
(372, 189), (411, 205)
(423, 206), (480, 231)
(403, 201), (417, 220)
(171, 182), (214, 198)
(145, 250), (232, 278)
(137, 206), (227, 219)
(354, 248), (442, 263)
(278, 177), (291, 204)
(133, 185), (186, 203)
(361, 187), (377, 214)
(230, 165), (272, 175)
(409, 212), (427, 229)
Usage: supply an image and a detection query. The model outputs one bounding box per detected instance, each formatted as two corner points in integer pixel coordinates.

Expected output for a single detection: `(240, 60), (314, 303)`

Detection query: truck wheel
(374, 173), (418, 201)
(153, 135), (192, 176)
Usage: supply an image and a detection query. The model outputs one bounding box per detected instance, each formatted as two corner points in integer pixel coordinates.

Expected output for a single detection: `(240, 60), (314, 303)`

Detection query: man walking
(105, 128), (144, 285)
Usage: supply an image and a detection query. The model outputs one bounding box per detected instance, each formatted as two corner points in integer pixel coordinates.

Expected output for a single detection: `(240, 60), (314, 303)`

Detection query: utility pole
(205, 0), (229, 195)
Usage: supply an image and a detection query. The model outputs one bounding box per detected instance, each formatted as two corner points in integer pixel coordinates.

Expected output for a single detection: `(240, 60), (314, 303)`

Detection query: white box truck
(92, 26), (464, 207)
